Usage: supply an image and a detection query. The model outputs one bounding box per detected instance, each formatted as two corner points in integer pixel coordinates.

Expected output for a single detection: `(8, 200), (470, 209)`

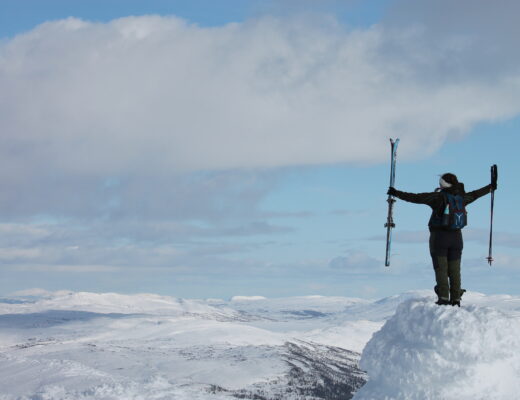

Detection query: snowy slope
(1, 290), (519, 399)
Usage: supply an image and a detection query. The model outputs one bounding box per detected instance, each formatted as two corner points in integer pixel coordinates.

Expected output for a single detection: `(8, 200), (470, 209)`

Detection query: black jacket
(393, 184), (492, 231)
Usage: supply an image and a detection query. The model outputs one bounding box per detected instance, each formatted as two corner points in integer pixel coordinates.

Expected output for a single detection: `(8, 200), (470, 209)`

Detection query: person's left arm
(465, 184), (493, 205)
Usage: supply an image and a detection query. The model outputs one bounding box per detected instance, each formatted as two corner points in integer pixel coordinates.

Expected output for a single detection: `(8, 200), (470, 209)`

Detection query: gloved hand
(491, 164), (498, 191)
(387, 187), (398, 196)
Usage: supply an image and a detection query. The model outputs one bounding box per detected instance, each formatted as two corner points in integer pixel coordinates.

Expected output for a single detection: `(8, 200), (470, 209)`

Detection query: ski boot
(434, 286), (450, 305)
(450, 289), (465, 307)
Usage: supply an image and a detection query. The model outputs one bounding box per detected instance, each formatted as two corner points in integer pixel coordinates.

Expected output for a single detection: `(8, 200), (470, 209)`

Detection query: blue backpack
(430, 192), (467, 230)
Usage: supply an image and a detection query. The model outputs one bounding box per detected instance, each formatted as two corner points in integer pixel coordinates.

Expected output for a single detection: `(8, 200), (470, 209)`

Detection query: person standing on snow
(388, 173), (496, 306)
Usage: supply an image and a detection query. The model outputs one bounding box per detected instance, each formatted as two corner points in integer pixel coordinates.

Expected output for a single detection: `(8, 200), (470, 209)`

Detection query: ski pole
(487, 164), (497, 266)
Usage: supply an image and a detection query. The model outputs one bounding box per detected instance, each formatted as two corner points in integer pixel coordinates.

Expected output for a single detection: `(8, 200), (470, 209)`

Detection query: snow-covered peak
(230, 296), (267, 302)
(354, 299), (520, 400)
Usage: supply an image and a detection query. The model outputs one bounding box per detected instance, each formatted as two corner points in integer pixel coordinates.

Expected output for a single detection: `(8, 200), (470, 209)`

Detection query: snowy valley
(0, 290), (519, 399)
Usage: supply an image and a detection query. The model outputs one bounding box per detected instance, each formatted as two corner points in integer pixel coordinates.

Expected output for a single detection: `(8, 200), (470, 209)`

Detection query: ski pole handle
(491, 164), (498, 191)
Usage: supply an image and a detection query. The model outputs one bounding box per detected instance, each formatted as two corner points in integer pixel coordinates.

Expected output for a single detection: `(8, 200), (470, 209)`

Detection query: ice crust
(354, 299), (520, 400)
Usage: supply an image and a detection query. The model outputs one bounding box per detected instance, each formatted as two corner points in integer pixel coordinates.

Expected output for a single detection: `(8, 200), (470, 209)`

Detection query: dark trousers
(429, 230), (463, 301)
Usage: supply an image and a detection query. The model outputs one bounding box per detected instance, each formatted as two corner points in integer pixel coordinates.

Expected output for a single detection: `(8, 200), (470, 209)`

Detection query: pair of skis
(384, 139), (399, 267)
(383, 140), (497, 267)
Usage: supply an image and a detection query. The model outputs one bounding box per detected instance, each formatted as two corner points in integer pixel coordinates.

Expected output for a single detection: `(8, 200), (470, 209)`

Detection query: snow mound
(354, 299), (520, 400)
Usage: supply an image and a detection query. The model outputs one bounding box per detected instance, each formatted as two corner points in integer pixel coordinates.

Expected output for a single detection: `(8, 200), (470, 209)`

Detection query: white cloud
(1, 13), (519, 180)
(1, 11), (519, 222)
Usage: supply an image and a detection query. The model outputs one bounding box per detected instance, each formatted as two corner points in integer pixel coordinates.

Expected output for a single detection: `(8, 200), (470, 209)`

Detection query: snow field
(2, 290), (520, 399)
(0, 290), (374, 399)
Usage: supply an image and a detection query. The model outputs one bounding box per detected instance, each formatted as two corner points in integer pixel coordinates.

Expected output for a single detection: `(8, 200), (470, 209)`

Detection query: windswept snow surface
(354, 299), (520, 400)
(0, 290), (519, 399)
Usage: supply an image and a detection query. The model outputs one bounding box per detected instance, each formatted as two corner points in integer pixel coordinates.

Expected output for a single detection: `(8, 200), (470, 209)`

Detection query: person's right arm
(390, 188), (440, 207)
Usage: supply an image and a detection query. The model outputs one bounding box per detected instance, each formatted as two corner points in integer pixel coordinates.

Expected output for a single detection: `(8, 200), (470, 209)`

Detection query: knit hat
(439, 173), (460, 189)
(439, 177), (452, 188)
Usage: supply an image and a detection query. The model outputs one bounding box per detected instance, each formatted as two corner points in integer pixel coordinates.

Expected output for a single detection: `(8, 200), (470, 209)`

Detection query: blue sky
(1, 0), (519, 299)
(0, 0), (392, 36)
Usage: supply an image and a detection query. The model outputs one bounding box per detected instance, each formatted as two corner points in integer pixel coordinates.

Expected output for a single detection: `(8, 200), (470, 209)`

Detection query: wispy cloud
(463, 229), (520, 249)
(330, 209), (370, 217)
(206, 221), (294, 236)
(464, 253), (520, 270)
(368, 229), (520, 248)
(10, 264), (122, 273)
(367, 230), (429, 244)
(329, 251), (383, 274)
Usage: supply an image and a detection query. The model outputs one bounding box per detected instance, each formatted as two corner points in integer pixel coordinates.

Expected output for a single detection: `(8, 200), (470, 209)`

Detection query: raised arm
(389, 188), (440, 207)
(464, 184), (492, 205)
